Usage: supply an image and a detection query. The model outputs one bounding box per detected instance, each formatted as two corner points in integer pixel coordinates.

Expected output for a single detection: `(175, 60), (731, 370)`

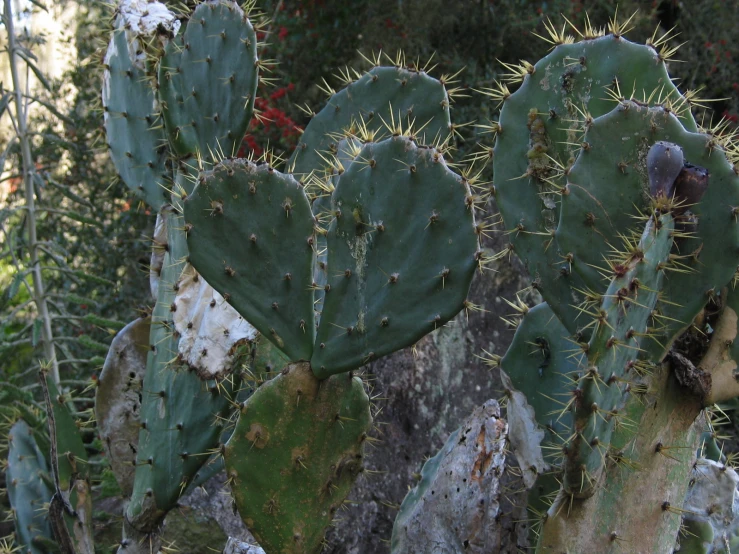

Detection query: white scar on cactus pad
(118, 0), (181, 36)
(174, 264), (257, 379)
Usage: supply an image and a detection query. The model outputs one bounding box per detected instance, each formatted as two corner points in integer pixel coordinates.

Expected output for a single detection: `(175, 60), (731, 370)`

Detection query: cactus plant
(489, 20), (700, 334)
(98, 3), (266, 548)
(157, 1), (258, 160)
(288, 60), (453, 181)
(124, 206), (250, 535)
(42, 375), (95, 553)
(102, 24), (169, 210)
(101, 3), (739, 553)
(391, 15), (739, 554)
(5, 419), (54, 554)
(177, 37), (479, 548)
(491, 20), (739, 554)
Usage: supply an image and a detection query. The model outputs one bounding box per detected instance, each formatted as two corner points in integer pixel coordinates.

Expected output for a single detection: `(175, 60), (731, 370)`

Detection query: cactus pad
(6, 419), (54, 554)
(564, 212), (674, 496)
(311, 136), (479, 376)
(127, 207), (244, 532)
(158, 0), (258, 159)
(493, 34), (697, 333)
(290, 65), (451, 180)
(556, 101), (739, 358)
(184, 159), (316, 362)
(225, 362), (372, 554)
(103, 28), (169, 209)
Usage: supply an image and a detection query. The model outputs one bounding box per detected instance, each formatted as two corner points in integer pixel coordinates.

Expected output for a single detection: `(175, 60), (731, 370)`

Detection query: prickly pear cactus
(312, 136), (479, 375)
(183, 161), (316, 362)
(103, 25), (169, 209)
(556, 101), (739, 361)
(289, 61), (453, 182)
(44, 375), (95, 553)
(491, 24), (698, 334)
(392, 16), (739, 554)
(100, 1), (266, 546)
(224, 363), (372, 554)
(289, 61), (455, 325)
(5, 419), (54, 554)
(184, 135), (480, 377)
(492, 20), (739, 554)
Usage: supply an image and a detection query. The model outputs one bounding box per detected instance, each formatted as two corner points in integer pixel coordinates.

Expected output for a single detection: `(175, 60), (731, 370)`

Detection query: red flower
(278, 26), (288, 41)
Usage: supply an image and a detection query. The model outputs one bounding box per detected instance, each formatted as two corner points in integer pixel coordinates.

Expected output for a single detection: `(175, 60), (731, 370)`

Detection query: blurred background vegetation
(1, 0), (738, 548)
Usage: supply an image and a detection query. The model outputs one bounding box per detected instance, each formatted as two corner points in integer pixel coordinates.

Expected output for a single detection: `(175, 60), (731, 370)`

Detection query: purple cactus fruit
(647, 141), (684, 199)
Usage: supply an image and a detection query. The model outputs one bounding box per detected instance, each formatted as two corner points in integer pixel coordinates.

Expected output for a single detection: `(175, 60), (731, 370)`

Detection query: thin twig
(2, 0), (60, 384)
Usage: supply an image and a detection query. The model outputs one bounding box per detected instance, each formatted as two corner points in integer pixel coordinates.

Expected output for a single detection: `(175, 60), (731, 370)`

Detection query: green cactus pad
(501, 302), (576, 441)
(564, 212), (674, 497)
(311, 136), (479, 376)
(184, 160), (316, 362)
(103, 29), (170, 209)
(289, 65), (451, 180)
(45, 377), (90, 492)
(127, 207), (243, 533)
(6, 419), (54, 554)
(493, 34), (697, 334)
(158, 0), (258, 160)
(556, 101), (739, 359)
(225, 362), (372, 554)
